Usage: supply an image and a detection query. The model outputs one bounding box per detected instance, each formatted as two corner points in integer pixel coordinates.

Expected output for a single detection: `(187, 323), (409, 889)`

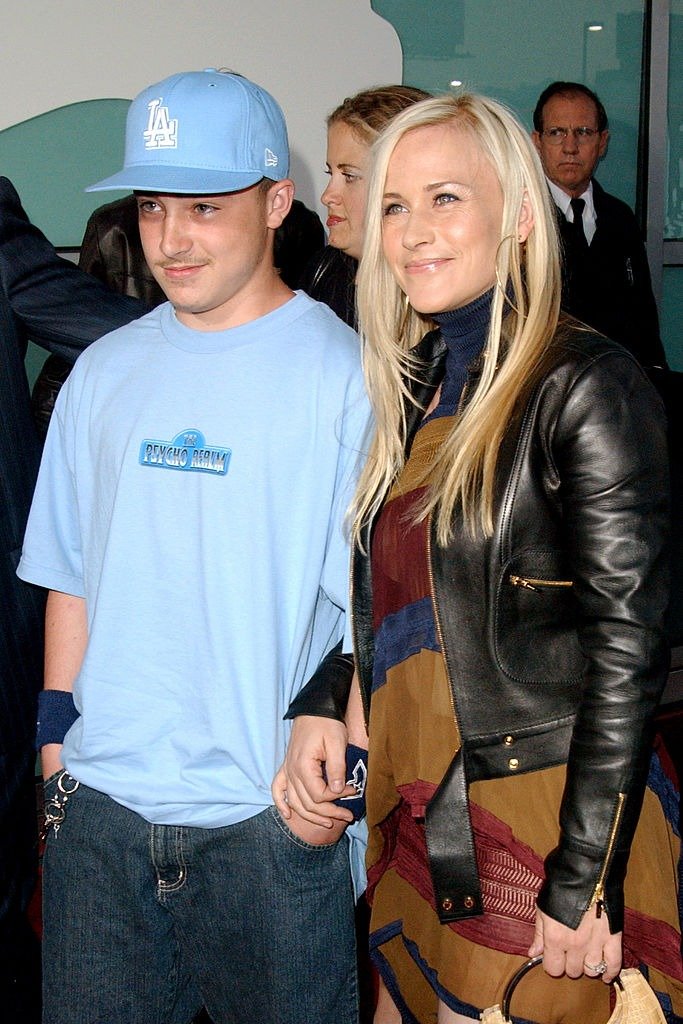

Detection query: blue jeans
(42, 775), (358, 1024)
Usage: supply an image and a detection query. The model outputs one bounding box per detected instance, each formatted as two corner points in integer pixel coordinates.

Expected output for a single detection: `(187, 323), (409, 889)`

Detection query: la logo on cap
(86, 70), (290, 194)
(143, 99), (178, 150)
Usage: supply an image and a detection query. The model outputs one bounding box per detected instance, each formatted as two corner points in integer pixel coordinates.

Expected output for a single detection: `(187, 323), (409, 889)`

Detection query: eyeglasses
(540, 127), (601, 145)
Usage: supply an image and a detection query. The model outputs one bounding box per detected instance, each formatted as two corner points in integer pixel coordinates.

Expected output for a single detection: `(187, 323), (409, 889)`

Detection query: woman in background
(301, 84), (428, 326)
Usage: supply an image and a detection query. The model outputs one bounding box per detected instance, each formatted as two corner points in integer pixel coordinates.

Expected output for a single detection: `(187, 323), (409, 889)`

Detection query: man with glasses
(532, 81), (666, 368)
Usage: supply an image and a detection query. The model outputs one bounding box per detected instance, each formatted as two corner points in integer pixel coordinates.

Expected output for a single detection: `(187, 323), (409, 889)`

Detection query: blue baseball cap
(87, 69), (289, 194)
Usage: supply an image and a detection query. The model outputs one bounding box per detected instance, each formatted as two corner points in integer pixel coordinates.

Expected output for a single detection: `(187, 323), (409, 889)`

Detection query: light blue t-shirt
(19, 293), (370, 828)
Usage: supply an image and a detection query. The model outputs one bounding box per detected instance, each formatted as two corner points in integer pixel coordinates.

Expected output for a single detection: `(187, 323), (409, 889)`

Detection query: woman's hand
(529, 906), (622, 983)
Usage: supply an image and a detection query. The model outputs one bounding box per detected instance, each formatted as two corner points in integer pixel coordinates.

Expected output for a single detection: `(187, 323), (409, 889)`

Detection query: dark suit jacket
(556, 178), (667, 368)
(0, 176), (144, 849)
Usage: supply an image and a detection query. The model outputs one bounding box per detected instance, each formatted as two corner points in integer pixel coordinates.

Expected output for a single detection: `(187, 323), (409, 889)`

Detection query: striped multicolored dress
(365, 412), (683, 1024)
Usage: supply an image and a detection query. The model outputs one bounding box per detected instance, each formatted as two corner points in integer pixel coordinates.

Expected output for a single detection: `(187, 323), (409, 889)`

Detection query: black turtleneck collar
(426, 289), (492, 420)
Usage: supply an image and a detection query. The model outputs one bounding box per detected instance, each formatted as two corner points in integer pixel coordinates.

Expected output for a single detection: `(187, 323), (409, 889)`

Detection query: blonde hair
(352, 92), (562, 545)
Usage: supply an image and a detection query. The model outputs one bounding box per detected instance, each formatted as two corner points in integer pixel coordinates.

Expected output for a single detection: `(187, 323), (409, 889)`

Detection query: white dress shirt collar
(546, 177), (597, 244)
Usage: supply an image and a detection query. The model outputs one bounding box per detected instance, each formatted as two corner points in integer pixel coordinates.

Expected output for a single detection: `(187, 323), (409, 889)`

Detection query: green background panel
(662, 268), (683, 364)
(0, 98), (131, 247)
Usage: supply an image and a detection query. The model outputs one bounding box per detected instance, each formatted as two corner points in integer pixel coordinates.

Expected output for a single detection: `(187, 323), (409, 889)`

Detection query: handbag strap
(501, 957), (623, 1021)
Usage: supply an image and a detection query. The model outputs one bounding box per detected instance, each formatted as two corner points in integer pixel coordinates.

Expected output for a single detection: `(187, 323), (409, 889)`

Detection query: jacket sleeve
(536, 348), (670, 932)
(284, 641), (355, 722)
(77, 206), (107, 284)
(274, 200), (326, 291)
(0, 176), (146, 362)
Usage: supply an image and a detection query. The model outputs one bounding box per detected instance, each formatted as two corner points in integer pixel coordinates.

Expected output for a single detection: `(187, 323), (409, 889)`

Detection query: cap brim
(86, 165), (267, 194)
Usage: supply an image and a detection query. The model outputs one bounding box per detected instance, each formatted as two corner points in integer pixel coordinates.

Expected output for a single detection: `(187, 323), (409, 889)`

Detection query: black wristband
(36, 690), (80, 750)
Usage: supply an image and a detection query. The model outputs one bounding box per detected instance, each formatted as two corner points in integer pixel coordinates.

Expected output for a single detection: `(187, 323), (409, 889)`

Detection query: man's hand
(272, 715), (354, 829)
(529, 905), (622, 983)
(276, 803), (350, 846)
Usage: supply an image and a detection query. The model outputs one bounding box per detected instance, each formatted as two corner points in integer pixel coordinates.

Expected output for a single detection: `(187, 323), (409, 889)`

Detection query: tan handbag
(480, 955), (667, 1024)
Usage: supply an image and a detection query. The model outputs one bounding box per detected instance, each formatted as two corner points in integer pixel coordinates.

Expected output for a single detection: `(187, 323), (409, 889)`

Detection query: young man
(19, 70), (367, 1024)
(531, 81), (666, 369)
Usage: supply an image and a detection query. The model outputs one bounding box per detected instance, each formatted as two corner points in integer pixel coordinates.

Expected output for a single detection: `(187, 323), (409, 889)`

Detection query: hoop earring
(398, 288), (411, 334)
(493, 234), (522, 316)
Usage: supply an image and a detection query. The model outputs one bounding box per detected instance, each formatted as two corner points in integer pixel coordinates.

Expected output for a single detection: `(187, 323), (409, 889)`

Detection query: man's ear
(598, 129), (609, 160)
(531, 130), (542, 157)
(266, 179), (294, 228)
(517, 189), (535, 243)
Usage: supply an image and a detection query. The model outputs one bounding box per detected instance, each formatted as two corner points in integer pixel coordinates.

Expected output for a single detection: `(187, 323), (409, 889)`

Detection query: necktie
(569, 197), (588, 248)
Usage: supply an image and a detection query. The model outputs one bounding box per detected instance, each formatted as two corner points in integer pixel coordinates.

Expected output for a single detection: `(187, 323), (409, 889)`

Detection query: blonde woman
(277, 93), (682, 1024)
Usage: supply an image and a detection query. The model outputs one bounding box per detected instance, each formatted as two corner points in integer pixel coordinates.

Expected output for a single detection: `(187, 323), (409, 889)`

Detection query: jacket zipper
(588, 792), (627, 917)
(509, 574), (573, 592)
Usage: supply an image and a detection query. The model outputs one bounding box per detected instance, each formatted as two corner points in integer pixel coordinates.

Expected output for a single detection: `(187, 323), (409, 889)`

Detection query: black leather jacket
(289, 322), (670, 934)
(300, 246), (358, 328)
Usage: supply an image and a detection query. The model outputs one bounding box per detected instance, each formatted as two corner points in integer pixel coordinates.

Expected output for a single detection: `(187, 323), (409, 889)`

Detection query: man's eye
(195, 204), (216, 215)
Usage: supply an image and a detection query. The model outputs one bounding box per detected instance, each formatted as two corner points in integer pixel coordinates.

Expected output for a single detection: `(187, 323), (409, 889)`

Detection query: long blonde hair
(352, 92), (562, 545)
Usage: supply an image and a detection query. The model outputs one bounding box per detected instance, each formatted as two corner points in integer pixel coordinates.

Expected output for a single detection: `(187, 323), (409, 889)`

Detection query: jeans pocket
(268, 805), (346, 852)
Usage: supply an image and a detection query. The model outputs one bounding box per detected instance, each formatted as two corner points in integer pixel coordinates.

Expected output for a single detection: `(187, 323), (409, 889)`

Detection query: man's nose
(562, 130), (580, 153)
(160, 215), (191, 257)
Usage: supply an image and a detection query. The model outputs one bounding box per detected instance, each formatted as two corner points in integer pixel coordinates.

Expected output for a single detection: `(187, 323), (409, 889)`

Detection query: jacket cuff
(537, 845), (625, 934)
(284, 642), (354, 722)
